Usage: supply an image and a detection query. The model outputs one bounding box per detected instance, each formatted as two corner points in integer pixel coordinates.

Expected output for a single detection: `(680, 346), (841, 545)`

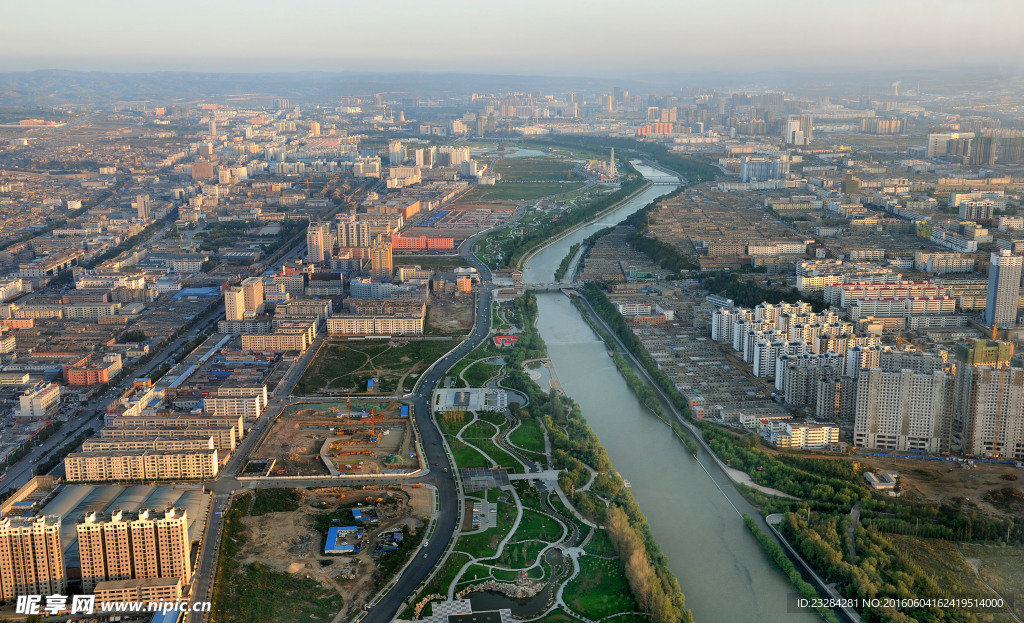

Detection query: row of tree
(488, 173), (646, 270)
(501, 294), (691, 623)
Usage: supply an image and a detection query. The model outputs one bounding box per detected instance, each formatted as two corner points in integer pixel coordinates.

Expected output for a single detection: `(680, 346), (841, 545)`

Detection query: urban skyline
(2, 0), (1023, 75)
(0, 4), (1024, 622)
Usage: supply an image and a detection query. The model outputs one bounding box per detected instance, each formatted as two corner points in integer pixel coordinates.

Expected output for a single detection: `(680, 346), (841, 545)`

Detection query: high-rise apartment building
(306, 222), (332, 263)
(224, 287), (245, 322)
(371, 240), (393, 280)
(77, 508), (192, 593)
(336, 215), (370, 248)
(223, 276), (264, 322)
(136, 194), (151, 220)
(0, 516), (66, 600)
(388, 140), (406, 165)
(783, 114), (812, 146)
(982, 250), (1022, 328)
(954, 365), (1024, 460)
(854, 368), (954, 453)
(240, 277), (264, 316)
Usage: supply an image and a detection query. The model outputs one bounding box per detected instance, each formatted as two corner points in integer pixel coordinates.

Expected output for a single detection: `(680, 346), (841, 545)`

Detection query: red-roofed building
(493, 335), (519, 348)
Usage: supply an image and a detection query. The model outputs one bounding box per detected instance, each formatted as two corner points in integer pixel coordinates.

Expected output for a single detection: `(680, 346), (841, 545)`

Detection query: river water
(522, 165), (817, 623)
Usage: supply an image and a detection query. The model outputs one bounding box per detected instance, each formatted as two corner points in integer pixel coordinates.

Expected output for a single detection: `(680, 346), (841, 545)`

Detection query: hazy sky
(2, 0), (1023, 76)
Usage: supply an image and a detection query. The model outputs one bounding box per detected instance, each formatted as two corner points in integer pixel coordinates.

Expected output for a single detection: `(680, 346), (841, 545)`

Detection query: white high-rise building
(983, 250), (1022, 328)
(438, 145), (470, 167)
(240, 277), (264, 316)
(955, 365), (1024, 460)
(306, 222), (332, 263)
(854, 368), (954, 453)
(336, 215), (370, 248)
(224, 277), (264, 322)
(711, 309), (734, 343)
(224, 288), (245, 322)
(136, 194), (151, 220)
(388, 140), (406, 165)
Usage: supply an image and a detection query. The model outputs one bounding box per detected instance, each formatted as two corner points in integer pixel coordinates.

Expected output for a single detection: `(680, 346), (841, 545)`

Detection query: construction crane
(895, 331), (918, 351)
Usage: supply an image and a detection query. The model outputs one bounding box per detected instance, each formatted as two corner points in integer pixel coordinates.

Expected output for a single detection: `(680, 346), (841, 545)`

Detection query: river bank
(522, 162), (818, 622)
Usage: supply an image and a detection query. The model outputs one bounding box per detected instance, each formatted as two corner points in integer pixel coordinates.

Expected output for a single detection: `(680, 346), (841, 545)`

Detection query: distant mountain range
(0, 70), (635, 107)
(0, 67), (1018, 108)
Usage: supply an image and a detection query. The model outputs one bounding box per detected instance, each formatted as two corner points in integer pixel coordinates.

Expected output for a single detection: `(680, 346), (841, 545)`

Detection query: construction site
(220, 485), (433, 623)
(249, 400), (420, 477)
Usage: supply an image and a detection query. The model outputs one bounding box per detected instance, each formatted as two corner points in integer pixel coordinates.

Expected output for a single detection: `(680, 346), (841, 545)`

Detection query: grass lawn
(419, 551), (472, 599)
(476, 410), (508, 426)
(496, 539), (549, 568)
(222, 561), (344, 623)
(956, 542), (1024, 621)
(462, 182), (583, 202)
(583, 528), (617, 557)
(250, 489), (301, 516)
(490, 567), (519, 581)
(471, 437), (525, 473)
(456, 563), (495, 586)
(438, 412), (471, 436)
(547, 492), (592, 545)
(530, 609), (588, 623)
(464, 361), (502, 387)
(483, 157), (577, 182)
(295, 339), (454, 395)
(512, 508), (564, 543)
(456, 493), (515, 558)
(449, 439), (491, 469)
(564, 555), (640, 620)
(510, 419), (545, 454)
(461, 420), (498, 439)
(889, 535), (1018, 622)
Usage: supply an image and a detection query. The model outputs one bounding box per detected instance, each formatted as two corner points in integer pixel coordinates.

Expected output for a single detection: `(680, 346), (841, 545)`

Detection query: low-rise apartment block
(15, 382), (61, 419)
(64, 449), (219, 483)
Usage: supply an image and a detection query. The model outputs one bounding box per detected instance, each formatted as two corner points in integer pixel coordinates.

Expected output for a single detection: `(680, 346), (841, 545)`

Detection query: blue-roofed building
(172, 286), (222, 300)
(325, 526), (363, 554)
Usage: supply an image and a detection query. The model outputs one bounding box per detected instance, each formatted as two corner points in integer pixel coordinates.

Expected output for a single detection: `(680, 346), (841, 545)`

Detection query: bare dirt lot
(855, 454), (1024, 518)
(236, 486), (432, 619)
(252, 402), (418, 476)
(427, 295), (475, 335)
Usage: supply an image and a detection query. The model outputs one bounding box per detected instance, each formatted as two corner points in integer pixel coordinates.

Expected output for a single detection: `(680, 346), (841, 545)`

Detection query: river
(522, 165), (817, 623)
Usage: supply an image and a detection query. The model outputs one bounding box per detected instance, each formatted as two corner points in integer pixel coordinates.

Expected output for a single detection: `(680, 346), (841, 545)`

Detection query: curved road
(361, 240), (494, 621)
(188, 219), (498, 622)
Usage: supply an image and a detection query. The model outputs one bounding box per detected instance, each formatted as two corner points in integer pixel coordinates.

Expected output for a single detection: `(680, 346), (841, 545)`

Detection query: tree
(121, 329), (146, 343)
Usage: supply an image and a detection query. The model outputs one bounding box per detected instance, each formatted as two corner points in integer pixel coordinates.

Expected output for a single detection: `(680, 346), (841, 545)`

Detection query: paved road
(361, 280), (492, 622)
(166, 215), (499, 621)
(2, 297), (229, 492)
